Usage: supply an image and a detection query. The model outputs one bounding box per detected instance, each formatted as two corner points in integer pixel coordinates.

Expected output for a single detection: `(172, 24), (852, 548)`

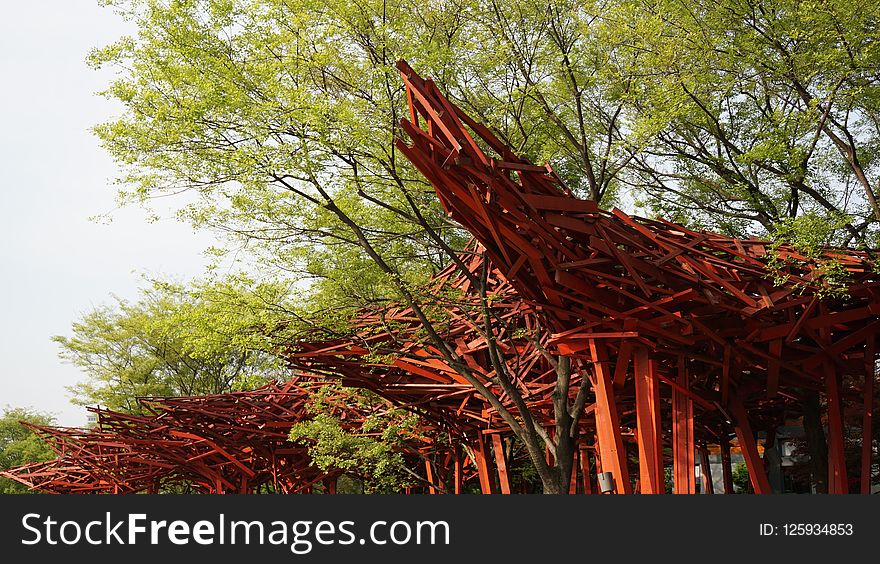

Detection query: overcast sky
(0, 2), (217, 426)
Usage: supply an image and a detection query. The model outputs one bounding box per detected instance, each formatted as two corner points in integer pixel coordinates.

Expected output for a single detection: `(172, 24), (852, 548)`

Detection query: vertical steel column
(720, 438), (734, 494)
(424, 459), (437, 494)
(699, 448), (714, 494)
(491, 433), (511, 494)
(825, 361), (848, 494)
(673, 355), (695, 494)
(472, 436), (496, 494)
(729, 394), (771, 494)
(453, 444), (463, 495)
(589, 339), (632, 493)
(634, 347), (663, 493)
(819, 306), (848, 494)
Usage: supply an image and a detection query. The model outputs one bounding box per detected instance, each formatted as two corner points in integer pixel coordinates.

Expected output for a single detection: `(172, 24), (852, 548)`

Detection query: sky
(0, 2), (217, 426)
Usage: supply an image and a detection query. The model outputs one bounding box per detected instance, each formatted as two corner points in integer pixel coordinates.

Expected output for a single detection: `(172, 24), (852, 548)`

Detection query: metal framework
(287, 249), (564, 433)
(4, 62), (879, 494)
(391, 61), (880, 494)
(3, 380), (331, 493)
(2, 378), (473, 494)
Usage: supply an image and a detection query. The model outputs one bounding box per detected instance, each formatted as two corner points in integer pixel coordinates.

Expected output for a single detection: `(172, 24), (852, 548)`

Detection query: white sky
(0, 2), (216, 426)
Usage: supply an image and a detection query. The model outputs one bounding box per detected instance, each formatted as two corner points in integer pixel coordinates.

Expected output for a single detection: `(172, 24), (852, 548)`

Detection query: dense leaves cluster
(289, 386), (426, 492)
(54, 277), (290, 412)
(0, 408), (56, 494)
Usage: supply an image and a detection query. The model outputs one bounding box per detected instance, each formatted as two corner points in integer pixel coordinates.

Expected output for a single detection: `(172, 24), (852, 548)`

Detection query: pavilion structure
(286, 248), (578, 494)
(2, 378), (468, 494)
(2, 380), (334, 493)
(388, 61), (880, 494)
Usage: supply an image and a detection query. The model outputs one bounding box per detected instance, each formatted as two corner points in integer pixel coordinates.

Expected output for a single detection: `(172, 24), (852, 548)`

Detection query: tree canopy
(289, 385), (426, 493)
(54, 276), (290, 412)
(0, 407), (56, 494)
(92, 0), (880, 255)
(601, 0), (880, 243)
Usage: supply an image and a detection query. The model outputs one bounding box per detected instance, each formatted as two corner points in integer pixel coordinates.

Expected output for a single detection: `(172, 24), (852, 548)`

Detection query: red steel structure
(2, 253), (551, 495)
(286, 248), (576, 494)
(288, 250), (548, 434)
(5, 62), (879, 494)
(2, 379), (471, 494)
(3, 380), (336, 493)
(391, 61), (880, 494)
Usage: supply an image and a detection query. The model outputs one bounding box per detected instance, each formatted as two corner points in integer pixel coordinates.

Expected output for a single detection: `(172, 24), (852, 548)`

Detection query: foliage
(732, 462), (751, 494)
(765, 212), (854, 297)
(288, 386), (421, 493)
(663, 465), (673, 494)
(0, 408), (56, 494)
(90, 0), (467, 306)
(88, 0), (643, 301)
(601, 0), (880, 245)
(505, 438), (544, 493)
(89, 0), (880, 325)
(54, 276), (290, 413)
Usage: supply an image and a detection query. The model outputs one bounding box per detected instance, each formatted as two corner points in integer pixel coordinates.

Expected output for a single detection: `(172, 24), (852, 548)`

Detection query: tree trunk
(543, 355), (581, 494)
(547, 432), (576, 494)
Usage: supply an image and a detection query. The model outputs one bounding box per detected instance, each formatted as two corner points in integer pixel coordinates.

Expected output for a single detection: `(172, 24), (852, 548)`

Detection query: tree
(598, 0), (880, 245)
(595, 0), (880, 493)
(732, 462), (752, 493)
(0, 407), (56, 494)
(54, 276), (290, 413)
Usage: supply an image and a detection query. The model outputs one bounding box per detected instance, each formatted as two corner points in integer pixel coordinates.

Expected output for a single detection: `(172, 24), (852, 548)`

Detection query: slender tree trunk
(544, 356), (582, 493)
(551, 433), (576, 494)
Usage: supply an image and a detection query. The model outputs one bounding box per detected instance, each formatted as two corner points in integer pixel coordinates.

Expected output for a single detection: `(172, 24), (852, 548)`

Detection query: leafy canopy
(0, 407), (56, 494)
(600, 0), (880, 244)
(289, 386), (425, 493)
(88, 0), (646, 305)
(54, 276), (291, 412)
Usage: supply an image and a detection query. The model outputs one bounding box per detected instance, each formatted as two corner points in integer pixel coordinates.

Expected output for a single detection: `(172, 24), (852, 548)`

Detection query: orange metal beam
(425, 459), (437, 494)
(472, 436), (495, 494)
(720, 438), (733, 494)
(589, 339), (632, 494)
(825, 361), (849, 494)
(453, 445), (463, 495)
(672, 356), (695, 494)
(729, 395), (772, 494)
(634, 347), (663, 493)
(491, 433), (511, 494)
(699, 448), (714, 494)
